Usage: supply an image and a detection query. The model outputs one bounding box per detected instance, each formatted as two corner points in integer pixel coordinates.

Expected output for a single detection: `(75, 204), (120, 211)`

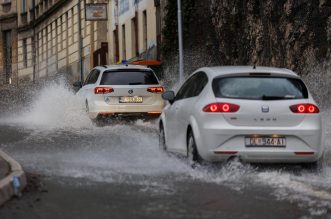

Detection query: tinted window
(84, 70), (100, 85)
(175, 72), (208, 101)
(212, 76), (308, 100)
(100, 69), (158, 85)
(191, 72), (208, 97)
(175, 75), (196, 101)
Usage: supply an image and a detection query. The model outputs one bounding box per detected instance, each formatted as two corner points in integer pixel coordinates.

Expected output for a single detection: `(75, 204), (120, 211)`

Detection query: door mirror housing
(73, 81), (82, 88)
(162, 90), (175, 104)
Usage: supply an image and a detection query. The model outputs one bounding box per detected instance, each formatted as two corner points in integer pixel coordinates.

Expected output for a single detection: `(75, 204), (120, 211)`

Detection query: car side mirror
(162, 90), (175, 104)
(73, 81), (82, 88)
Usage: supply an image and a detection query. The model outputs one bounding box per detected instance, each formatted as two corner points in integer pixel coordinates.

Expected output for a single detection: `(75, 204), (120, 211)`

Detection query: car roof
(197, 66), (299, 78)
(95, 64), (152, 71)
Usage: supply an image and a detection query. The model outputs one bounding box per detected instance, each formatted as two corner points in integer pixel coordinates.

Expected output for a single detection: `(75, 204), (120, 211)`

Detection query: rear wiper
(261, 95), (296, 100)
(129, 82), (143, 85)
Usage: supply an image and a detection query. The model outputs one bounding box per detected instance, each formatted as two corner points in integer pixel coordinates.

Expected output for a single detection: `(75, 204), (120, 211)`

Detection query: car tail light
(203, 103), (240, 113)
(95, 87), (114, 94)
(147, 87), (164, 94)
(290, 104), (319, 114)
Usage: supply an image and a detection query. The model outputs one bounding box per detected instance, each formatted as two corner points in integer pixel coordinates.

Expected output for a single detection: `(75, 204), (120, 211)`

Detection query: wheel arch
(159, 115), (168, 145)
(187, 116), (202, 151)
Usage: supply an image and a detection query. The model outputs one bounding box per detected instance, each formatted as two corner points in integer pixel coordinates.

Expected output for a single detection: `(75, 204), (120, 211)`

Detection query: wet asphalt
(0, 123), (330, 219)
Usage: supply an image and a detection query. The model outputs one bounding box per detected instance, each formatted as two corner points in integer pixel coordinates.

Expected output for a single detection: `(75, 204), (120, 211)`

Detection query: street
(0, 82), (330, 218)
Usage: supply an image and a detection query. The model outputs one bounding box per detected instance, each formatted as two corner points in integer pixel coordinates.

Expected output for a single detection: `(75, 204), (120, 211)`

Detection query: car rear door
(166, 72), (208, 152)
(78, 69), (100, 100)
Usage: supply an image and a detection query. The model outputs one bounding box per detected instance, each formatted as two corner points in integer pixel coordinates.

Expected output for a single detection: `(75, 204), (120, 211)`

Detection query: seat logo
(262, 105), (269, 113)
(128, 89), (133, 94)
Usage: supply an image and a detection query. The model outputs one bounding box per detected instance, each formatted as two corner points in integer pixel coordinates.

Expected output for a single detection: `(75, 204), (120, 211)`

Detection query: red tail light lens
(147, 87), (164, 94)
(203, 103), (240, 113)
(95, 87), (114, 94)
(290, 104), (319, 114)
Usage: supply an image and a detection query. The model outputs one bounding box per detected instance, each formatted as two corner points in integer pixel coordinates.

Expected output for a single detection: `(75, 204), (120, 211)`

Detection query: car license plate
(119, 96), (143, 103)
(245, 136), (286, 147)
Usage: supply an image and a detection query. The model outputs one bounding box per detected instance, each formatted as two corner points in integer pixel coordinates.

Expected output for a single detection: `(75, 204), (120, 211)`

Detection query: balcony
(1, 0), (12, 13)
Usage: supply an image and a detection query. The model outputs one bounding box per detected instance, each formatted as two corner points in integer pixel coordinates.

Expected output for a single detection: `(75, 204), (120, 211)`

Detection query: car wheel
(159, 124), (167, 151)
(302, 157), (324, 172)
(187, 131), (202, 167)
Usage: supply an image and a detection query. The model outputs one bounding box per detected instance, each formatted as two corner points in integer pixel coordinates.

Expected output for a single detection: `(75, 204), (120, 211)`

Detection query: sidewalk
(0, 150), (26, 206)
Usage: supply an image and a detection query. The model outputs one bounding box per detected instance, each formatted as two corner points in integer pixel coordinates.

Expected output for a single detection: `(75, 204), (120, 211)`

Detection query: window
(84, 69), (100, 85)
(175, 72), (208, 101)
(212, 76), (308, 100)
(21, 0), (26, 13)
(190, 72), (208, 97)
(142, 10), (147, 51)
(122, 24), (126, 60)
(113, 29), (119, 62)
(131, 17), (138, 57)
(22, 38), (27, 68)
(100, 70), (158, 85)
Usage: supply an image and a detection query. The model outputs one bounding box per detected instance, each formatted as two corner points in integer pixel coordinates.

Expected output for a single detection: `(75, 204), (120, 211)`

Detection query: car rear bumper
(88, 100), (164, 119)
(196, 126), (322, 164)
(205, 149), (320, 163)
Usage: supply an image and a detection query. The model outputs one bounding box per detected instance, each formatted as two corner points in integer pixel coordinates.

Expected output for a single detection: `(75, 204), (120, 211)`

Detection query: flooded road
(0, 81), (331, 218)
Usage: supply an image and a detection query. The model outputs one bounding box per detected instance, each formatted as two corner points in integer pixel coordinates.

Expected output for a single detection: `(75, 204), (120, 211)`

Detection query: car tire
(187, 131), (202, 167)
(159, 124), (167, 152)
(302, 157), (324, 172)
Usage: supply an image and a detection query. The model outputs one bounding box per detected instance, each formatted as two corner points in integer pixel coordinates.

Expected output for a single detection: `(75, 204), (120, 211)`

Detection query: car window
(100, 69), (159, 85)
(212, 76), (308, 100)
(87, 70), (100, 85)
(190, 72), (208, 97)
(175, 72), (207, 101)
(84, 69), (100, 85)
(83, 71), (93, 85)
(175, 76), (195, 101)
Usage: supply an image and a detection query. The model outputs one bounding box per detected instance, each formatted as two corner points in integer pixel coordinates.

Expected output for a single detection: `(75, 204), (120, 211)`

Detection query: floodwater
(0, 78), (330, 218)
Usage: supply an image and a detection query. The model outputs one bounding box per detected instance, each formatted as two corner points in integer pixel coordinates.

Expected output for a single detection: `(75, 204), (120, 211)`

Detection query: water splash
(0, 79), (92, 131)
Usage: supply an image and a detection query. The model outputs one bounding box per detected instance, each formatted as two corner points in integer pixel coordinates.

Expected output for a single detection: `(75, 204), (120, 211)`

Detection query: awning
(132, 60), (162, 66)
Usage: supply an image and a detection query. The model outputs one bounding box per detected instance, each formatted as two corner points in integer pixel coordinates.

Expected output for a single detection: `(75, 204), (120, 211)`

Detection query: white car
(74, 65), (165, 120)
(159, 66), (323, 165)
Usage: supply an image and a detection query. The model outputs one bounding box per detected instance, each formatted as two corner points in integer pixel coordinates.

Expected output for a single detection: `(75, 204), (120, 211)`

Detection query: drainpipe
(78, 0), (84, 82)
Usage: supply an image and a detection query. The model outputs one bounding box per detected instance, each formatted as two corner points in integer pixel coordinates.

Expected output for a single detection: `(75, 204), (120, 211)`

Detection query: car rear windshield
(100, 69), (159, 85)
(212, 76), (308, 100)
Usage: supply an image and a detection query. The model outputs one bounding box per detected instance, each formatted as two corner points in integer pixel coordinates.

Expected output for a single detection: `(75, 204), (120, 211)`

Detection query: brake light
(147, 87), (164, 94)
(95, 87), (114, 94)
(203, 103), (240, 113)
(290, 104), (319, 114)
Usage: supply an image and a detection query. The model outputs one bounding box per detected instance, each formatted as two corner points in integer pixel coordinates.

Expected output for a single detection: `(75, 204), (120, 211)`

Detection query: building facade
(0, 0), (18, 85)
(108, 0), (163, 64)
(0, 0), (166, 85)
(0, 0), (108, 85)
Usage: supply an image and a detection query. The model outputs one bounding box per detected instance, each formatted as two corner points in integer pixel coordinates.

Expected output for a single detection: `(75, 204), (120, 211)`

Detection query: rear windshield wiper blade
(261, 95), (296, 100)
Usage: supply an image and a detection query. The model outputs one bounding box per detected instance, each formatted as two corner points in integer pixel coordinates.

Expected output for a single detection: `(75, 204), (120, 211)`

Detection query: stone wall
(162, 0), (331, 77)
(210, 0), (331, 73)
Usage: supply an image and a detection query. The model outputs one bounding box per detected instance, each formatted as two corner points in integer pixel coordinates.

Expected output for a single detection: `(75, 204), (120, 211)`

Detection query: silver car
(159, 66), (323, 165)
(75, 65), (164, 120)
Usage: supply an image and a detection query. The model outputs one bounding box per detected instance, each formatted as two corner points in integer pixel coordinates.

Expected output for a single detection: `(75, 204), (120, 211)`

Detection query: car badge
(262, 105), (269, 113)
(128, 89), (133, 94)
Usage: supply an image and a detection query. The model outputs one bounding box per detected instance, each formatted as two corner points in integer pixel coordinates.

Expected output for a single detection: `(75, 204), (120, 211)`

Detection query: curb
(0, 150), (26, 206)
